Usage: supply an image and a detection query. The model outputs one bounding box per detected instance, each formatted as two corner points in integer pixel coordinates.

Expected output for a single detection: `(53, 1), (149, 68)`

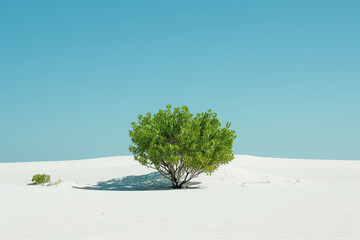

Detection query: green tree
(129, 105), (236, 189)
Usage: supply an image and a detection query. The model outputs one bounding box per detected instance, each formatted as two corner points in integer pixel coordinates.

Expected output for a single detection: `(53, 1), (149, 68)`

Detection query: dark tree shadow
(73, 172), (201, 191)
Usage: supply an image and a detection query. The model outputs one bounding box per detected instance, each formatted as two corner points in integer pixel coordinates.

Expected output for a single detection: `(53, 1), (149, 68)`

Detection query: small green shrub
(32, 174), (51, 185)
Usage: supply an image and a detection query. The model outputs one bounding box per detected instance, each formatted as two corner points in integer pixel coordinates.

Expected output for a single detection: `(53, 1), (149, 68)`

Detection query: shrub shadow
(73, 172), (200, 191)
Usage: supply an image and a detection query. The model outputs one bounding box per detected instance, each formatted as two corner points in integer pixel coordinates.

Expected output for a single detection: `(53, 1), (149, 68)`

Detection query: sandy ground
(1, 155), (359, 240)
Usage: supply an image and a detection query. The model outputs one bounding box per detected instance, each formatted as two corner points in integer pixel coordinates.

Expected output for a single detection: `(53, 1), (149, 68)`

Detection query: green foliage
(32, 174), (51, 185)
(129, 105), (236, 189)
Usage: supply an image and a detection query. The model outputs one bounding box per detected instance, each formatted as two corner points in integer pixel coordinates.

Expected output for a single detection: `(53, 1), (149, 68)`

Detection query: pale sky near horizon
(1, 0), (359, 162)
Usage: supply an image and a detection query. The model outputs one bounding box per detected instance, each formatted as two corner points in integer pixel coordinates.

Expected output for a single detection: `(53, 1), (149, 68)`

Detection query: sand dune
(1, 155), (359, 239)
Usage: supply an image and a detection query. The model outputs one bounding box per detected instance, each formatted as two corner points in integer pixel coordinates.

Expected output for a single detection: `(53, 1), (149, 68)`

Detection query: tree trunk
(172, 184), (182, 189)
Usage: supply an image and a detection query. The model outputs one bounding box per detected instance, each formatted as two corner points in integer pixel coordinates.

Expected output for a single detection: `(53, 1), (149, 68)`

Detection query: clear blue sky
(1, 0), (359, 162)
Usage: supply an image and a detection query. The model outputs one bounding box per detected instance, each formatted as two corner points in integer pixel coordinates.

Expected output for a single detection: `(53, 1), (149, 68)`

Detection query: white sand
(1, 155), (359, 239)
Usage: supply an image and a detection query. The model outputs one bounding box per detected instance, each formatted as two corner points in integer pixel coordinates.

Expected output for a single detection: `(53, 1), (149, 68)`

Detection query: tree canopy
(129, 105), (236, 189)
